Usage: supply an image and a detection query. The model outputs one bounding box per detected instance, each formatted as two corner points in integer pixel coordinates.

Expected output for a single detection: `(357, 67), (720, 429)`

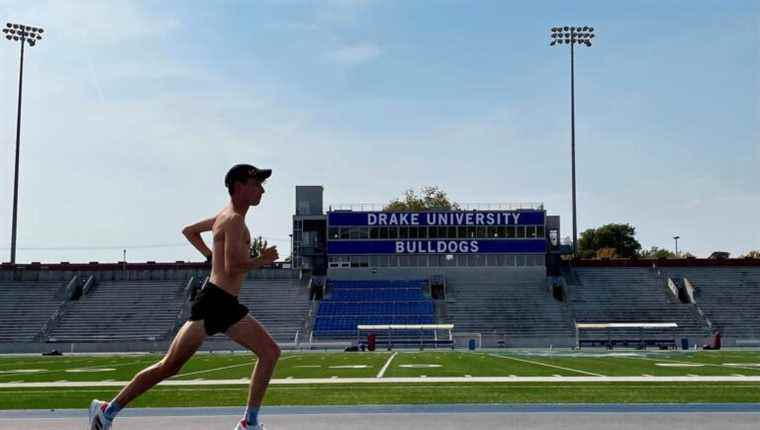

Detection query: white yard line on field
(377, 352), (398, 378)
(171, 355), (302, 379)
(622, 355), (760, 373)
(488, 354), (605, 377)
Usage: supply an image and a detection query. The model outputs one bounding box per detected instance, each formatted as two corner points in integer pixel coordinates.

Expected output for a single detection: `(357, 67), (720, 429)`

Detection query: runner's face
(246, 178), (265, 206)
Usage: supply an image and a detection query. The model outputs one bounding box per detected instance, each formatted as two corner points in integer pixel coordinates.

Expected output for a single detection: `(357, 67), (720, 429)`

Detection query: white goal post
(357, 324), (454, 349)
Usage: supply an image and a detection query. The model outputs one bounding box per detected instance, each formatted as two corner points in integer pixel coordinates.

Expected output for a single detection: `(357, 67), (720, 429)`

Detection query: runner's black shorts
(189, 282), (248, 335)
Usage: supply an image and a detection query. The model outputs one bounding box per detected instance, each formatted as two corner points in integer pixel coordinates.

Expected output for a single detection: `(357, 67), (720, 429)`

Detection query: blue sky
(0, 0), (757, 263)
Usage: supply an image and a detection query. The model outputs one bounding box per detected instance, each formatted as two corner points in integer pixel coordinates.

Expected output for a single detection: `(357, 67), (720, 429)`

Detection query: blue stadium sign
(329, 210), (544, 226)
(327, 239), (546, 255)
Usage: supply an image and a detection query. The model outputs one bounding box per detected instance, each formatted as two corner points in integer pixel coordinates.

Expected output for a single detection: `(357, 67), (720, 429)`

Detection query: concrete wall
(327, 267), (546, 282)
(0, 265), (299, 282)
(0, 339), (300, 354)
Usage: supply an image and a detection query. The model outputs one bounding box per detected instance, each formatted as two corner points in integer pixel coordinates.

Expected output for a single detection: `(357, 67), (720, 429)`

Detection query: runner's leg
(112, 320), (207, 406)
(225, 315), (281, 408)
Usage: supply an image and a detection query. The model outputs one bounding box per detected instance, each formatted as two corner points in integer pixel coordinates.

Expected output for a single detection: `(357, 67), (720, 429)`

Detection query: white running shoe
(88, 399), (112, 430)
(234, 418), (265, 430)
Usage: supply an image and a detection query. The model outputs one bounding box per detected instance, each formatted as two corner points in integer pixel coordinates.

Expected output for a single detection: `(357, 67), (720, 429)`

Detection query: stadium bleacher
(0, 281), (64, 342)
(572, 267), (711, 341)
(2, 264), (760, 350)
(48, 280), (187, 342)
(662, 267), (760, 341)
(442, 268), (575, 346)
(313, 280), (435, 337)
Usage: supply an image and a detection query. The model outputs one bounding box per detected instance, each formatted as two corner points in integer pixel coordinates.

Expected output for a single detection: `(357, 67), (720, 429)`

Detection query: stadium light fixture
(3, 22), (44, 264)
(548, 25), (595, 259)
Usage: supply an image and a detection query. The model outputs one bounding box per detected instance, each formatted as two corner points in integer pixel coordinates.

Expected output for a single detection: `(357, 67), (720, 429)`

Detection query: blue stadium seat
(314, 279), (435, 336)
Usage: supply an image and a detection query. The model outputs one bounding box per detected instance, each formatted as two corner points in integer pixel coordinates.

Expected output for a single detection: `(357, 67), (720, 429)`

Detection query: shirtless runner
(88, 164), (280, 430)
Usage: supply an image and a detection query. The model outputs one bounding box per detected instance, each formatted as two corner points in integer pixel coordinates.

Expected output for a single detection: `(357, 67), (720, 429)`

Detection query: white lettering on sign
(486, 213), (495, 225)
(357, 212), (535, 226)
(394, 240), (481, 254)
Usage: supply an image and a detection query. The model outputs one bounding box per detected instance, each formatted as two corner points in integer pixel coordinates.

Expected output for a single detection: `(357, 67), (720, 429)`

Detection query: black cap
(224, 164), (272, 189)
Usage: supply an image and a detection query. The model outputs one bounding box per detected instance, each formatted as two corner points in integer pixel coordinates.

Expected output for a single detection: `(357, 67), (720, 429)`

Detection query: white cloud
(324, 42), (381, 66)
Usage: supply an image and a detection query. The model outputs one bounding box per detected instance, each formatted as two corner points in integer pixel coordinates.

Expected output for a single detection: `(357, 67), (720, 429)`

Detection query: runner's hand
(258, 245), (279, 266)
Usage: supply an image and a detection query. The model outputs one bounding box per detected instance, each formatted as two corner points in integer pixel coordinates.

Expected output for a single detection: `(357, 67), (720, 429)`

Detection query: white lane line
(488, 354), (605, 377)
(6, 375), (760, 388)
(622, 355), (760, 373)
(7, 383), (760, 397)
(376, 352), (398, 378)
(171, 355), (301, 379)
(329, 365), (370, 369)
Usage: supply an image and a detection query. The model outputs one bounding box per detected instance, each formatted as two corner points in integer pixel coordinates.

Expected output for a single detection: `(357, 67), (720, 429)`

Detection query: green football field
(2, 349), (760, 409)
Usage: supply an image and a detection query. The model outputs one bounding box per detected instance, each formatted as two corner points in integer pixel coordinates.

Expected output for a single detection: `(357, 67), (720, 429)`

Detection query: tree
(595, 247), (618, 259)
(639, 247), (696, 259)
(250, 236), (266, 258)
(639, 246), (676, 259)
(577, 223), (642, 259)
(742, 250), (760, 259)
(383, 186), (461, 212)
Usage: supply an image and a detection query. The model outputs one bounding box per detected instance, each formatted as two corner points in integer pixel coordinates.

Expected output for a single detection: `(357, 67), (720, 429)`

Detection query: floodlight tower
(549, 25), (595, 258)
(3, 22), (44, 264)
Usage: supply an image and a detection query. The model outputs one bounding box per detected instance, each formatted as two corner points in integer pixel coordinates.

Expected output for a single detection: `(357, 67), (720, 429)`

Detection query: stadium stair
(661, 267), (760, 341)
(443, 268), (575, 346)
(0, 280), (68, 342)
(571, 267), (711, 342)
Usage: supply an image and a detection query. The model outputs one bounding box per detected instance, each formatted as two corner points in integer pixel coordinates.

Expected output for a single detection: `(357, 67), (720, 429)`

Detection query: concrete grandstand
(1, 186), (759, 352)
(2, 255), (760, 353)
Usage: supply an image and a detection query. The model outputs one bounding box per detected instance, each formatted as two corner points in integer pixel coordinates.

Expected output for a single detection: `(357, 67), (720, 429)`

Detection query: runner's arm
(182, 216), (216, 259)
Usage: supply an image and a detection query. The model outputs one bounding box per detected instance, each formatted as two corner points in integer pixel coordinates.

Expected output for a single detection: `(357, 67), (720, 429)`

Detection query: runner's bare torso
(209, 208), (252, 297)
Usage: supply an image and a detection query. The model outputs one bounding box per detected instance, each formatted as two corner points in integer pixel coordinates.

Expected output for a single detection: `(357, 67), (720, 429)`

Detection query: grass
(2, 350), (760, 409)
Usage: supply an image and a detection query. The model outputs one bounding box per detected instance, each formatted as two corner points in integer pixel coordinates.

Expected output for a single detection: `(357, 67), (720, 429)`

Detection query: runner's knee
(259, 342), (280, 363)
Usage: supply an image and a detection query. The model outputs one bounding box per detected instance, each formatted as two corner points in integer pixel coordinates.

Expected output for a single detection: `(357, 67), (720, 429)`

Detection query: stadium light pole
(549, 26), (594, 259)
(2, 22), (44, 264)
(673, 235), (680, 256)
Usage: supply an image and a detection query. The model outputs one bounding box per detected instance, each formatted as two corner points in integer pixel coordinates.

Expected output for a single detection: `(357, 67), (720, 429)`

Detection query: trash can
(468, 339), (476, 351)
(368, 334), (376, 352)
(681, 338), (689, 350)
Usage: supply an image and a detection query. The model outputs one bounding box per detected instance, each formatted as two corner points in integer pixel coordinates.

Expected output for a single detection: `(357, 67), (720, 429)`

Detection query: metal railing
(328, 202), (544, 212)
